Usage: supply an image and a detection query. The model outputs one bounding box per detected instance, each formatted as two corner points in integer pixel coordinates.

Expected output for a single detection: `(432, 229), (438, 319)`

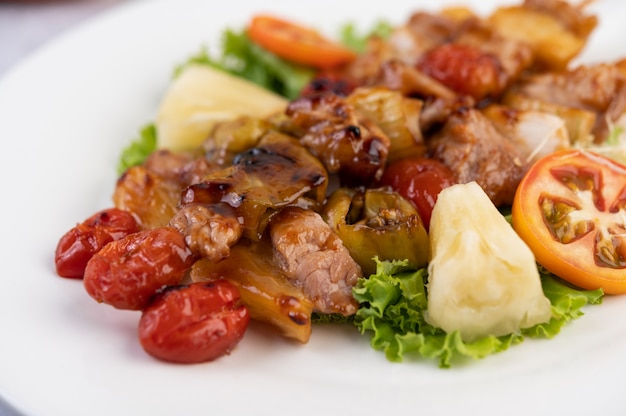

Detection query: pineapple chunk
(156, 65), (288, 151)
(426, 182), (551, 342)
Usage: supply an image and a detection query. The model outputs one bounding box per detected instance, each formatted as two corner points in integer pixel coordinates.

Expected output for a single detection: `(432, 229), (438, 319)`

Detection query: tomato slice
(247, 15), (357, 69)
(512, 149), (626, 294)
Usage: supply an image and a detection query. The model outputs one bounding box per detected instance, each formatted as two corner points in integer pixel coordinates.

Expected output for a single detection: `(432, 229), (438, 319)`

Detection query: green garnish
(352, 258), (603, 368)
(174, 20), (395, 99)
(116, 123), (157, 176)
(605, 125), (624, 146)
(175, 29), (315, 99)
(339, 20), (393, 53)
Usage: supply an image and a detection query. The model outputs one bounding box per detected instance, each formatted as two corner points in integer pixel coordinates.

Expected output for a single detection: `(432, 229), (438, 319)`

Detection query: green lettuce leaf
(339, 20), (393, 53)
(116, 123), (157, 176)
(522, 267), (603, 337)
(175, 29), (315, 99)
(352, 258), (603, 368)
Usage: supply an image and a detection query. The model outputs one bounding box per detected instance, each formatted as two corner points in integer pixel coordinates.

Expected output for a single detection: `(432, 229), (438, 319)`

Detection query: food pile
(55, 0), (625, 367)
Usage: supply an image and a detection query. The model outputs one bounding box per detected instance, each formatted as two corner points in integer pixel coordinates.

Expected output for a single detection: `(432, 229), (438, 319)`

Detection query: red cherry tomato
(138, 280), (250, 364)
(380, 157), (457, 229)
(417, 43), (503, 101)
(55, 208), (139, 278)
(83, 227), (194, 310)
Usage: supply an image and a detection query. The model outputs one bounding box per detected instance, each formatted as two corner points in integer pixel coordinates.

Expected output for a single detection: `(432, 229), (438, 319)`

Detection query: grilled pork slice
(428, 107), (526, 206)
(169, 203), (242, 261)
(270, 207), (362, 316)
(114, 150), (217, 230)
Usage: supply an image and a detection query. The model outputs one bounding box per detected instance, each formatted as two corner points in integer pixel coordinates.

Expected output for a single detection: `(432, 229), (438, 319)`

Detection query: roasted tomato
(512, 149), (626, 294)
(379, 157), (457, 230)
(83, 227), (195, 310)
(138, 281), (250, 364)
(55, 208), (139, 278)
(247, 15), (357, 69)
(417, 43), (503, 101)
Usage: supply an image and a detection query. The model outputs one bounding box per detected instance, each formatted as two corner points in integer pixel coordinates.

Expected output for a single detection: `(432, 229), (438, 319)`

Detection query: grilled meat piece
(343, 11), (464, 84)
(114, 150), (217, 230)
(286, 93), (390, 186)
(181, 130), (328, 241)
(270, 207), (362, 316)
(169, 203), (242, 261)
(365, 60), (474, 132)
(509, 63), (626, 142)
(142, 149), (216, 187)
(428, 107), (526, 206)
(113, 166), (181, 230)
(345, 86), (426, 162)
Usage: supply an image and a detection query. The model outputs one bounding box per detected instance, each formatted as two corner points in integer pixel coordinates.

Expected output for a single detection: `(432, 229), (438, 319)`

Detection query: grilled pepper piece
(323, 187), (429, 276)
(190, 242), (314, 343)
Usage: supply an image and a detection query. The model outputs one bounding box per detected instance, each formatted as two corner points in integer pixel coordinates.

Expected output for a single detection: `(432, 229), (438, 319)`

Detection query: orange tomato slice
(247, 15), (357, 69)
(512, 149), (626, 294)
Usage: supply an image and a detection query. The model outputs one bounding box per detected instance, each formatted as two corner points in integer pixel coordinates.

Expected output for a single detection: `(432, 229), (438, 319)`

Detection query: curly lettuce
(339, 20), (393, 53)
(174, 20), (393, 99)
(352, 258), (603, 368)
(174, 29), (315, 100)
(116, 123), (157, 175)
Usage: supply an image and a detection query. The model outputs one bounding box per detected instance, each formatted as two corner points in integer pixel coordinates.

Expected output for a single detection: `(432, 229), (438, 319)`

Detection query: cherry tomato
(55, 208), (139, 278)
(417, 43), (503, 101)
(138, 280), (250, 364)
(83, 227), (194, 310)
(380, 157), (457, 230)
(247, 15), (357, 69)
(512, 149), (626, 294)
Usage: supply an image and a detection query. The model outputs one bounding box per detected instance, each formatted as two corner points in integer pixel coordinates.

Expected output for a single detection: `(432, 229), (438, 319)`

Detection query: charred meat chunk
(286, 93), (390, 186)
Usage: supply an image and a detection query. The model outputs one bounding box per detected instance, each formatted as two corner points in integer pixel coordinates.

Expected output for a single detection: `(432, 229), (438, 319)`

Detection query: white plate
(1, 0), (625, 415)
